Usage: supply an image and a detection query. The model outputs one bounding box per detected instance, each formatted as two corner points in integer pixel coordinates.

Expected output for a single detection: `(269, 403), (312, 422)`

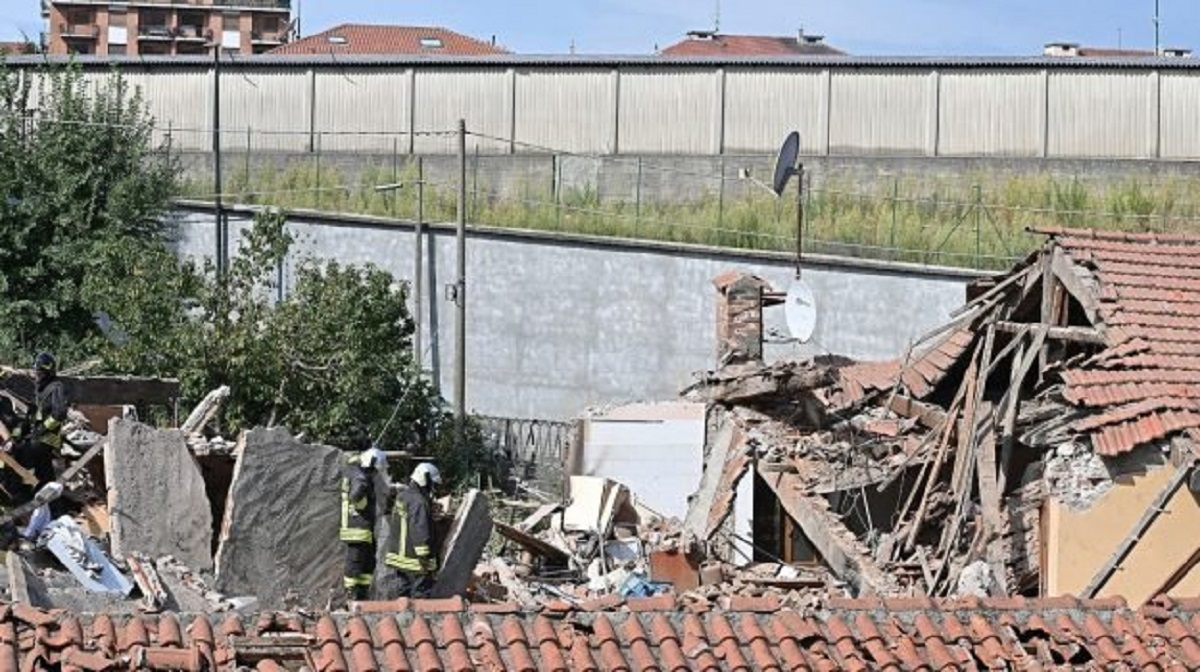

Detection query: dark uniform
(340, 456), (377, 600)
(383, 482), (437, 598)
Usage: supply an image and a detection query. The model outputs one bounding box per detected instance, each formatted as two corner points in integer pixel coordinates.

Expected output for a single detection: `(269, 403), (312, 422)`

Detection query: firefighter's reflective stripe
(343, 574), (372, 588)
(340, 476), (373, 543)
(385, 498), (424, 571)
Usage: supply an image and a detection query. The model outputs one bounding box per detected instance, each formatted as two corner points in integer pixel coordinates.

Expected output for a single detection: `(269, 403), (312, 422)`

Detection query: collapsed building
(663, 227), (1200, 605)
(7, 227), (1200, 669)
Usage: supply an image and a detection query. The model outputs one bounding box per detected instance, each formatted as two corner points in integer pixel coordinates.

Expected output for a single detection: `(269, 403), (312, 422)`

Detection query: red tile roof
(1040, 227), (1200, 454)
(661, 34), (844, 57)
(10, 596), (1200, 670)
(270, 24), (508, 57)
(0, 42), (29, 56)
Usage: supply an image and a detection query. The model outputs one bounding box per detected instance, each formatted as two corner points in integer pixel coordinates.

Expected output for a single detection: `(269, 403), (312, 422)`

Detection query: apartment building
(43, 0), (293, 57)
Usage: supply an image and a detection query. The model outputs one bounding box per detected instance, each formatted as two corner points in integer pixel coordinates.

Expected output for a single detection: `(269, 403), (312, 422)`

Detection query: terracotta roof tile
(10, 598), (1200, 669)
(660, 34), (845, 57)
(271, 24), (507, 56)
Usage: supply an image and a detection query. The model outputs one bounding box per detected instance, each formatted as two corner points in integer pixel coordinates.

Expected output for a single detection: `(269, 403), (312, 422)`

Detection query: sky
(4, 1), (1200, 56)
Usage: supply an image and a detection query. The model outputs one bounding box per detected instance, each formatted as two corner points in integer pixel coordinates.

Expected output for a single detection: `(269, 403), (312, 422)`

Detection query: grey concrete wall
(169, 204), (975, 421)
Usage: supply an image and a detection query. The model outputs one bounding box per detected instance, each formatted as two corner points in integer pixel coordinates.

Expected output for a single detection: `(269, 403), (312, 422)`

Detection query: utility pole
(212, 41), (225, 275)
(453, 119), (467, 448)
(1154, 0), (1161, 56)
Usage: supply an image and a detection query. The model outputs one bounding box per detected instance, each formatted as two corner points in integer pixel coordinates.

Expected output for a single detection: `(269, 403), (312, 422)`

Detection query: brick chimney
(713, 271), (769, 367)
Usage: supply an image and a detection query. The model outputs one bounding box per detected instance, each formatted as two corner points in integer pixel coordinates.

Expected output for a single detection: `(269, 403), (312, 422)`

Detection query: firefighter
(341, 445), (387, 601)
(4, 352), (68, 540)
(382, 462), (441, 599)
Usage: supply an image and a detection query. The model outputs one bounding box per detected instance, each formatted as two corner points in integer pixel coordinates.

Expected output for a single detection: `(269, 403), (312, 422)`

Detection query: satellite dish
(771, 131), (801, 196)
(784, 280), (818, 343)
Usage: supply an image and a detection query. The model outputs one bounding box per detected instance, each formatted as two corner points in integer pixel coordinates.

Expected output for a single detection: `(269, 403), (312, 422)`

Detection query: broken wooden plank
(494, 520), (572, 565)
(994, 321), (1104, 345)
(761, 471), (898, 596)
(885, 395), (948, 432)
(128, 553), (169, 613)
(179, 386), (230, 435)
(1081, 460), (1196, 598)
(516, 502), (561, 533)
(1051, 247), (1101, 325)
(431, 489), (493, 599)
(997, 328), (1047, 494)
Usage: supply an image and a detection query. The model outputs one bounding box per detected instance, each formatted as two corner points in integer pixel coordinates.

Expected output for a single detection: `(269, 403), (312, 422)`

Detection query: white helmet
(359, 446), (388, 471)
(411, 462), (442, 488)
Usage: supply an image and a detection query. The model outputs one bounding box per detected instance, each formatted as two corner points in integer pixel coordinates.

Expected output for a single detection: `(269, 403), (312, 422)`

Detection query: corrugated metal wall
(939, 70), (1043, 157)
(1048, 71), (1154, 158)
(219, 68), (309, 152)
(723, 68), (826, 154)
(617, 68), (719, 154)
(514, 69), (615, 154)
(33, 63), (1200, 159)
(412, 69), (511, 153)
(314, 68), (411, 152)
(829, 70), (930, 156)
(1158, 73), (1200, 159)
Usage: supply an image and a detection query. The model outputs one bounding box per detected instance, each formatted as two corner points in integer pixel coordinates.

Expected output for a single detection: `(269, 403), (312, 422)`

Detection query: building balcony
(176, 25), (212, 41)
(212, 0), (291, 11)
(137, 25), (174, 40)
(250, 29), (285, 44)
(59, 23), (100, 39)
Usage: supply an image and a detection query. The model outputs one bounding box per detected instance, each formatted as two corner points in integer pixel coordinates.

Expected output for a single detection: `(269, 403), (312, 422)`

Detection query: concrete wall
(170, 203), (973, 420)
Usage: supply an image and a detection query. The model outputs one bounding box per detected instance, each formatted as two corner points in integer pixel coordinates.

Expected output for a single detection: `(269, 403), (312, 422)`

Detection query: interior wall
(1044, 456), (1199, 604)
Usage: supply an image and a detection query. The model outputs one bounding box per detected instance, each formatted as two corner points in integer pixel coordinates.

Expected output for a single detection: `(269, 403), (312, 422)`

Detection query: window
(107, 44), (126, 55)
(326, 34), (347, 45)
(107, 25), (127, 45)
(419, 37), (443, 49)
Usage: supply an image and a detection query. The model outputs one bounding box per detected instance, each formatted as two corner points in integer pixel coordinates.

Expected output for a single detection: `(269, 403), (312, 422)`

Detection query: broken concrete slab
(684, 408), (744, 539)
(213, 428), (343, 609)
(6, 552), (52, 608)
(430, 489), (492, 599)
(43, 517), (134, 596)
(105, 419), (213, 571)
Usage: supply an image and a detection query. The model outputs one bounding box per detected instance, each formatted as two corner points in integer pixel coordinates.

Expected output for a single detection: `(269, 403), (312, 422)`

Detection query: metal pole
(795, 164), (804, 279)
(1155, 0), (1161, 56)
(415, 156), (425, 368)
(213, 43), (224, 275)
(454, 120), (467, 448)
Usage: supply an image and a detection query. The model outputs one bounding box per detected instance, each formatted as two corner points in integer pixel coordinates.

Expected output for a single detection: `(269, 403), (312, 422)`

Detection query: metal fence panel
(313, 68), (411, 152)
(938, 70), (1042, 157)
(617, 68), (719, 154)
(514, 68), (615, 154)
(723, 68), (826, 154)
(1159, 72), (1200, 160)
(220, 67), (310, 151)
(829, 70), (929, 155)
(1048, 70), (1153, 158)
(412, 69), (510, 153)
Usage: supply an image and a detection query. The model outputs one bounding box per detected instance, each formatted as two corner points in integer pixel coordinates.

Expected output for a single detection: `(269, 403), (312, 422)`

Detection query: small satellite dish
(771, 131), (801, 196)
(784, 280), (818, 343)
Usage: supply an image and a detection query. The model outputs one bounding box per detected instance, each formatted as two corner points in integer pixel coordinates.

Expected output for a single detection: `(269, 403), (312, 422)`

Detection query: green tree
(0, 63), (178, 361)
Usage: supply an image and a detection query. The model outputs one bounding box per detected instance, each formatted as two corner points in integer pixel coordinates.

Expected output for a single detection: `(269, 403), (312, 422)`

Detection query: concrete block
(105, 419), (213, 571)
(213, 428), (343, 609)
(430, 489), (492, 599)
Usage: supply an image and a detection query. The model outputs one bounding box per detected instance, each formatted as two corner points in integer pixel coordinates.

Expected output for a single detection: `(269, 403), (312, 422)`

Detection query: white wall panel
(314, 69), (410, 152)
(412, 69), (510, 154)
(219, 68), (309, 151)
(1159, 73), (1200, 159)
(1048, 71), (1153, 158)
(617, 69), (719, 154)
(514, 69), (614, 153)
(723, 69), (826, 154)
(123, 69), (210, 151)
(829, 70), (928, 155)
(939, 70), (1042, 157)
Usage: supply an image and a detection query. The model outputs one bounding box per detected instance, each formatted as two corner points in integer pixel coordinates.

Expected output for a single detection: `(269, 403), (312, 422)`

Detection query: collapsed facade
(669, 227), (1200, 605)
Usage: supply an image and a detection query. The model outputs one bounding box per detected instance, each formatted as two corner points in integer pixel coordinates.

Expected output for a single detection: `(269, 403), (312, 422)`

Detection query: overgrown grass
(184, 159), (1200, 271)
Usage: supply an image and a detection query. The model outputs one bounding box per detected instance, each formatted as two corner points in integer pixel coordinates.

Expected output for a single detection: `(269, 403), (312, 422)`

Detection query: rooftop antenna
(769, 131), (818, 344)
(713, 0), (721, 33)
